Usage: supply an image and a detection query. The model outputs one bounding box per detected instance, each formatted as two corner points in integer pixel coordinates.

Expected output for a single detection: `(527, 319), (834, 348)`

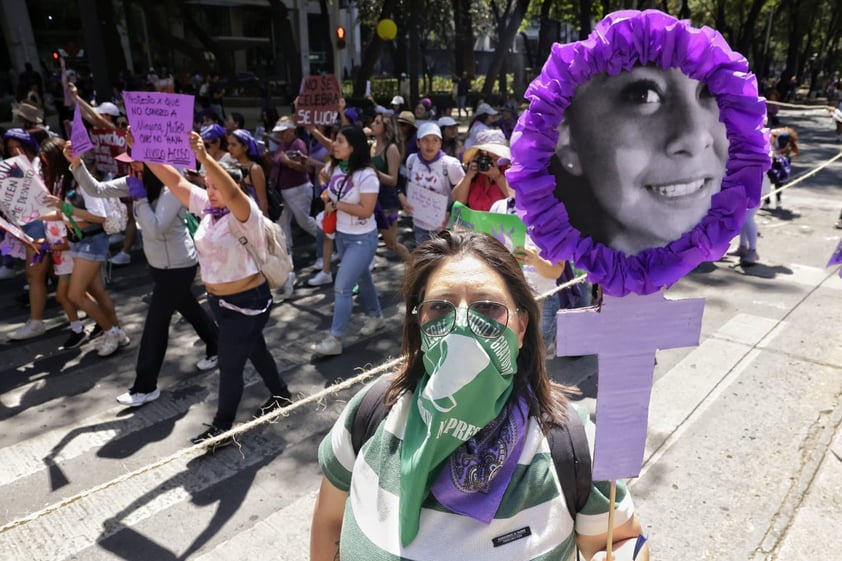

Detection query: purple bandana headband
(508, 9), (770, 296)
(231, 129), (260, 158)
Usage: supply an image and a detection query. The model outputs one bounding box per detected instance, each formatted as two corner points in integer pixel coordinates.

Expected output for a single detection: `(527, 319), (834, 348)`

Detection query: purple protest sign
(123, 91), (195, 167)
(556, 291), (704, 481)
(71, 104), (94, 157)
(827, 237), (842, 268)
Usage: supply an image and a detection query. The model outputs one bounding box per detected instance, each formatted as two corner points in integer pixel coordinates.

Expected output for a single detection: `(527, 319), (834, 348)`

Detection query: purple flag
(123, 91), (195, 167)
(71, 104), (94, 157)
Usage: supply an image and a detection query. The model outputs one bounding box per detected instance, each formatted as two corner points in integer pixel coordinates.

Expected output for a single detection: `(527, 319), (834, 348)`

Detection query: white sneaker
(360, 315), (385, 336)
(116, 388), (161, 407)
(108, 251), (131, 266)
(308, 270), (333, 287)
(9, 319), (46, 340)
(117, 328), (131, 347)
(97, 331), (121, 357)
(197, 356), (218, 371)
(311, 335), (342, 356)
(312, 257), (324, 270)
(0, 266), (16, 280)
(279, 271), (296, 301)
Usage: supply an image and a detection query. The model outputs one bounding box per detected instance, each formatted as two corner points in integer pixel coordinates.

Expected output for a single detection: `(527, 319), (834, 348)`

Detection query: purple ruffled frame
(508, 10), (770, 296)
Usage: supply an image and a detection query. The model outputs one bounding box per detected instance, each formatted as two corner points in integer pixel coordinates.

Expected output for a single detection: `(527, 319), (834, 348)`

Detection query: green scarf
(399, 307), (520, 546)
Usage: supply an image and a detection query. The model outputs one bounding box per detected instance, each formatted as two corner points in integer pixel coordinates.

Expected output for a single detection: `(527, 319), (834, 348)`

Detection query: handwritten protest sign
(407, 186), (449, 229)
(90, 128), (129, 178)
(449, 201), (526, 251)
(0, 214), (37, 250)
(0, 156), (54, 225)
(71, 104), (94, 157)
(123, 91), (194, 167)
(295, 75), (340, 126)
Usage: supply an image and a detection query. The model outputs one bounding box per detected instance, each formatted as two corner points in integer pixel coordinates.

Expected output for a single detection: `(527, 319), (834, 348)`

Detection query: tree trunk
(537, 0), (557, 67)
(318, 0), (335, 75)
(452, 0), (475, 78)
(735, 0), (768, 65)
(265, 0), (302, 87)
(408, 0), (420, 103)
(482, 0), (531, 96)
(352, 0), (399, 96)
(577, 0), (593, 40)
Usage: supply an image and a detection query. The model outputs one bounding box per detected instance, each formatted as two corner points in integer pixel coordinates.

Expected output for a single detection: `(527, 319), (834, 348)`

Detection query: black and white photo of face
(553, 66), (729, 255)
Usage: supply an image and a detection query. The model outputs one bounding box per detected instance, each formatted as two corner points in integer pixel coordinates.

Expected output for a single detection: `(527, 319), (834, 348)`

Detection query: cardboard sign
(0, 156), (54, 225)
(89, 128), (130, 178)
(123, 91), (195, 167)
(450, 201), (526, 251)
(0, 214), (37, 250)
(555, 292), (704, 480)
(70, 104), (94, 157)
(407, 185), (449, 229)
(295, 75), (340, 126)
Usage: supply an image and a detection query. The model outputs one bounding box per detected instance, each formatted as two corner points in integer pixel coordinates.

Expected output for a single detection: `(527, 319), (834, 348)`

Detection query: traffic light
(336, 26), (346, 49)
(52, 51), (59, 61)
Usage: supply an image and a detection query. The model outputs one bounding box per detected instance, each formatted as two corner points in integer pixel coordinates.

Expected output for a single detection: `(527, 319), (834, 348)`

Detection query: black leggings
(208, 282), (288, 430)
(132, 264), (219, 393)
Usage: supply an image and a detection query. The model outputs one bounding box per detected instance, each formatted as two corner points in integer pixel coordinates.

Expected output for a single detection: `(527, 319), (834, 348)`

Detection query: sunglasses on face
(413, 300), (513, 339)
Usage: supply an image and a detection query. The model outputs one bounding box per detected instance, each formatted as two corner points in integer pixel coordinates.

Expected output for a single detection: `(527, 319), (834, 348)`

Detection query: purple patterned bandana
(430, 395), (528, 523)
(202, 207), (230, 221)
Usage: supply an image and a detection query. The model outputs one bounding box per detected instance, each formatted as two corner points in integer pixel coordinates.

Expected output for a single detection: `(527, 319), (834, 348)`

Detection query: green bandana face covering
(399, 306), (521, 546)
(338, 160), (349, 173)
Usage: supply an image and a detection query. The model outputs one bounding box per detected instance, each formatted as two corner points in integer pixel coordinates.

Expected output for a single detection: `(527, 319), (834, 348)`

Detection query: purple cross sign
(556, 291), (704, 480)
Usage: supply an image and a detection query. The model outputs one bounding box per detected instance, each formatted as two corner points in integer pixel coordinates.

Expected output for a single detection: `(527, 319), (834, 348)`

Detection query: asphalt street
(0, 107), (840, 560)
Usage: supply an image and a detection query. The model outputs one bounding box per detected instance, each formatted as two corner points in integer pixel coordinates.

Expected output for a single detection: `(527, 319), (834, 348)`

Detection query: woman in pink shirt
(141, 130), (292, 449)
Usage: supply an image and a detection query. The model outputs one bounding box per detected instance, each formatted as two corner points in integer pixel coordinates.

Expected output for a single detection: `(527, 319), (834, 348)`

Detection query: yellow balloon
(377, 19), (398, 41)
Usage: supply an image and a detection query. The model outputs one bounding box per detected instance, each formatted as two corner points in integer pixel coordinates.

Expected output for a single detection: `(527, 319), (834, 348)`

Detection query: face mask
(398, 307), (520, 546)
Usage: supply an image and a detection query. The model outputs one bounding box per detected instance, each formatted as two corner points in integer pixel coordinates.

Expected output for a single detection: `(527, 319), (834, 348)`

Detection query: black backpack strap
(548, 402), (593, 521)
(351, 375), (393, 456)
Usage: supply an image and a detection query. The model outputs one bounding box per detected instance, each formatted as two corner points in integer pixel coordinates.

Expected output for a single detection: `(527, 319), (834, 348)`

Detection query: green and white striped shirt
(319, 380), (636, 561)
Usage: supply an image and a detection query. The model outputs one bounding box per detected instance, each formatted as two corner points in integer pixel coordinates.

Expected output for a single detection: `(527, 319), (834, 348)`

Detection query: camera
(476, 154), (493, 172)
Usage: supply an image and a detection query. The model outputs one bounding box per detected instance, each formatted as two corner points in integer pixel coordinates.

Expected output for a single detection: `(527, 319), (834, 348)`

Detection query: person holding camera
(452, 129), (511, 212)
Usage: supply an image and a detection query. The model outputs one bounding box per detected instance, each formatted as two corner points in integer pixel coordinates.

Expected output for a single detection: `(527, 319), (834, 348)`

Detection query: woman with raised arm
(65, 140), (219, 407)
(140, 129), (292, 449)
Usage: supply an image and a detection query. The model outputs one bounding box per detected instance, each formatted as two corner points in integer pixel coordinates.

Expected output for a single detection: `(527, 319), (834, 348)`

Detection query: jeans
(207, 282), (288, 430)
(132, 264), (219, 393)
(279, 182), (318, 249)
(739, 207), (758, 250)
(413, 225), (437, 247)
(541, 294), (561, 352)
(331, 229), (382, 338)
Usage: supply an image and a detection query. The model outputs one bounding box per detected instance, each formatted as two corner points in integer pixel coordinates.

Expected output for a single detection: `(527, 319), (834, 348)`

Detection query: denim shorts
(70, 232), (109, 262)
(22, 220), (46, 240)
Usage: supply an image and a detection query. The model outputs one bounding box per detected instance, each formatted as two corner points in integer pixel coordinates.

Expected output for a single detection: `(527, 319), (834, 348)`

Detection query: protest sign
(406, 186), (449, 229)
(449, 202), (526, 251)
(90, 128), (129, 178)
(827, 237), (842, 268)
(0, 214), (37, 250)
(123, 91), (195, 167)
(0, 156), (54, 225)
(71, 104), (94, 157)
(295, 75), (340, 126)
(556, 292), (704, 480)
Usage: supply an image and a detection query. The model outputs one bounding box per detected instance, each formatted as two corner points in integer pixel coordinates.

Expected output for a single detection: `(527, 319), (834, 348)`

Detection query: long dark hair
(387, 230), (574, 432)
(330, 125), (373, 176)
(141, 164), (165, 202)
(39, 137), (73, 198)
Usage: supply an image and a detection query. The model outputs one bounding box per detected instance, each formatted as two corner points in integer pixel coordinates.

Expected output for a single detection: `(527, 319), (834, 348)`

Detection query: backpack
(351, 375), (593, 521)
(102, 198), (128, 235)
(228, 214), (293, 290)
